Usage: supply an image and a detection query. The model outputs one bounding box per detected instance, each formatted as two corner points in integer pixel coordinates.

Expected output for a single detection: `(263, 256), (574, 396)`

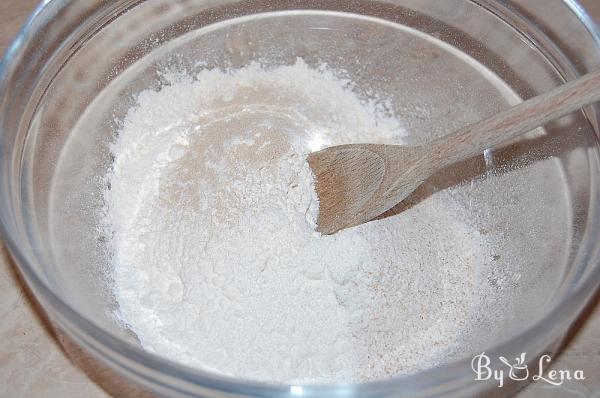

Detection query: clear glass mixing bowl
(1, 0), (600, 396)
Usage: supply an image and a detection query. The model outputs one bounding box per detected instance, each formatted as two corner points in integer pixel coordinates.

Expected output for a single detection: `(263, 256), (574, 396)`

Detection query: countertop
(0, 1), (599, 397)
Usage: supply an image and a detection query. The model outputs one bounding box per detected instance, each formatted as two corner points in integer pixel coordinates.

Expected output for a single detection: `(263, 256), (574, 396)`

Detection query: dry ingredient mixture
(104, 59), (490, 383)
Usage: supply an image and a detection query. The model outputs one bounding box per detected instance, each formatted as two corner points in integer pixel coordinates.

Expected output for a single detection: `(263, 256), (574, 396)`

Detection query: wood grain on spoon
(308, 69), (600, 234)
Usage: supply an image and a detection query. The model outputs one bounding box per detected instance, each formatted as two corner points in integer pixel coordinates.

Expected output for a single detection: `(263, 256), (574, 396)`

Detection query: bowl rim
(1, 0), (600, 396)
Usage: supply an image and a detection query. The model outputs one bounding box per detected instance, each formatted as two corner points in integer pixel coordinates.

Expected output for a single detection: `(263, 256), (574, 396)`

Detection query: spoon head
(308, 144), (426, 234)
(306, 145), (384, 234)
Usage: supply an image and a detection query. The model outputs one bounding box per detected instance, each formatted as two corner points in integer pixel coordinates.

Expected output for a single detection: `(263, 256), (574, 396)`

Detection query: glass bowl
(1, 0), (600, 396)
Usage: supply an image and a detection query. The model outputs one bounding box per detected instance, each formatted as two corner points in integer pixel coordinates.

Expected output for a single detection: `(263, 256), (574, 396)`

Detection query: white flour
(104, 60), (489, 382)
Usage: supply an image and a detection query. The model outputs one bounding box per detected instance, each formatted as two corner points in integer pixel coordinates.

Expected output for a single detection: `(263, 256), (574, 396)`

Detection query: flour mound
(104, 60), (487, 383)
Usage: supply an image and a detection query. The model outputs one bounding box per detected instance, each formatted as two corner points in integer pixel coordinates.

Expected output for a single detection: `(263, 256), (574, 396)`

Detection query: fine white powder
(104, 59), (488, 383)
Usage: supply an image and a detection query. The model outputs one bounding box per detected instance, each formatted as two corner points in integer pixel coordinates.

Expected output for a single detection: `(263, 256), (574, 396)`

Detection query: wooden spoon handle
(428, 69), (600, 168)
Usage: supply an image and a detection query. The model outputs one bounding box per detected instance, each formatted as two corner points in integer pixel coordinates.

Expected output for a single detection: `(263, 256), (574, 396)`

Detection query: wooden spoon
(308, 70), (600, 234)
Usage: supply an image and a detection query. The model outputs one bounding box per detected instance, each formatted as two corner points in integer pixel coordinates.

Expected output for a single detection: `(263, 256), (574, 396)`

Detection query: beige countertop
(0, 1), (599, 397)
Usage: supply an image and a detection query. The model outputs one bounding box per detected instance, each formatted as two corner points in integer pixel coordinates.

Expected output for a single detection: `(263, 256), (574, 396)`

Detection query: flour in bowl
(103, 59), (489, 383)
